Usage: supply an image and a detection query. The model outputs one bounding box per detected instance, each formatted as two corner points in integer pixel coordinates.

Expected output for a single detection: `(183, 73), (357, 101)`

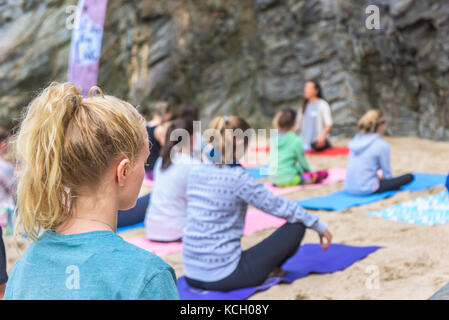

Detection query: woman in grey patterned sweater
(182, 116), (332, 291)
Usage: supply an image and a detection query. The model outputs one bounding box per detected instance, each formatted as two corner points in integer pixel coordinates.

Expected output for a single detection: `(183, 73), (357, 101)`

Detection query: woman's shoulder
(317, 98), (331, 108)
(111, 234), (175, 273)
(374, 136), (390, 149)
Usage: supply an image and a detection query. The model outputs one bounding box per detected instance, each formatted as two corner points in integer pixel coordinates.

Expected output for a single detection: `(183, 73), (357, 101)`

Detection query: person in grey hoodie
(344, 110), (413, 195)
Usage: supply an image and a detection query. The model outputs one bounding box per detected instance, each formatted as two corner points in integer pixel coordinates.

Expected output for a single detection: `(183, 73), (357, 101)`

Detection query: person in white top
(145, 118), (198, 242)
(296, 80), (333, 151)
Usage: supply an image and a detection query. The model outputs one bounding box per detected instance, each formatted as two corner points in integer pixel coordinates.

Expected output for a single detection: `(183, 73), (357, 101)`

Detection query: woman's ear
(116, 158), (131, 186)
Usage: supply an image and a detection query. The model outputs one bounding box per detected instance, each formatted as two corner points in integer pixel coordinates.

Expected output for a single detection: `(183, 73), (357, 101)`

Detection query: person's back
(145, 119), (198, 242)
(5, 82), (179, 300)
(6, 231), (177, 300)
(182, 116), (331, 292)
(345, 109), (413, 195)
(269, 131), (308, 185)
(345, 133), (391, 195)
(145, 155), (194, 241)
(269, 109), (326, 187)
(183, 163), (247, 281)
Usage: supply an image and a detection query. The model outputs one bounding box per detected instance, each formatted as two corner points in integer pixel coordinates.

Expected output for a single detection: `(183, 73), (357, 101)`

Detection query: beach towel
(297, 173), (447, 211)
(177, 243), (382, 300)
(365, 191), (449, 226)
(265, 168), (346, 195)
(123, 209), (286, 255)
(305, 146), (350, 156)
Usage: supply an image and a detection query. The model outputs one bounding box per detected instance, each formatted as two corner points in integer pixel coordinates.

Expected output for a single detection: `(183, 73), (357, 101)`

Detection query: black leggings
(311, 139), (331, 152)
(185, 222), (306, 292)
(0, 227), (7, 285)
(375, 174), (414, 193)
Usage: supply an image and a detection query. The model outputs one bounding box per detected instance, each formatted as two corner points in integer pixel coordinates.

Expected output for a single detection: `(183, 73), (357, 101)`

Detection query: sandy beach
(4, 136), (449, 300)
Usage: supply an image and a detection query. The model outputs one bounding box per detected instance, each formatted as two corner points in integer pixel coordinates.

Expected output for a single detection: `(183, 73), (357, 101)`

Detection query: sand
(3, 136), (449, 300)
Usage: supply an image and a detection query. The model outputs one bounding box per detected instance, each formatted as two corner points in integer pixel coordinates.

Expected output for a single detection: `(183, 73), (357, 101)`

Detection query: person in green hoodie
(269, 109), (328, 187)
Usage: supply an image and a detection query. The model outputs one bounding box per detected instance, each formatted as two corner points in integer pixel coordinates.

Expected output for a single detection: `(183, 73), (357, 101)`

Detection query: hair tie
(88, 86), (105, 98)
(224, 116), (229, 125)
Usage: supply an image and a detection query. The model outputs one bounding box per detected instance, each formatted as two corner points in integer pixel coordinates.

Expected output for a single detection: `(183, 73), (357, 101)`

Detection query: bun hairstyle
(14, 82), (147, 240)
(357, 109), (387, 134)
(274, 108), (297, 131)
(208, 116), (251, 165)
(160, 118), (194, 170)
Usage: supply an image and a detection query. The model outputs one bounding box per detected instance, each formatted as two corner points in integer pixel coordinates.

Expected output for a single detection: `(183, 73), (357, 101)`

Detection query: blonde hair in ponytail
(14, 82), (147, 240)
(208, 116), (252, 165)
(357, 109), (386, 134)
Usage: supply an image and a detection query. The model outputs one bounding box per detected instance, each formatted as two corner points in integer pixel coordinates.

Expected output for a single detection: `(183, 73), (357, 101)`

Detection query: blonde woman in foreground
(344, 109), (413, 195)
(4, 83), (179, 300)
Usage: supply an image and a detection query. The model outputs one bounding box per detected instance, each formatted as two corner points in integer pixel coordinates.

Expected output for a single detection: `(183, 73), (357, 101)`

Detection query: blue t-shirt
(5, 230), (179, 300)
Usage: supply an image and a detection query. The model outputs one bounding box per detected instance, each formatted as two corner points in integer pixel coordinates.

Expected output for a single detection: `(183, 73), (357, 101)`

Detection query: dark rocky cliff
(1, 0), (448, 139)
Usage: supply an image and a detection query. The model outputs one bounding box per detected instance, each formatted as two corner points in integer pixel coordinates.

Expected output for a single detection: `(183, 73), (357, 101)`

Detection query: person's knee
(404, 174), (414, 184)
(283, 222), (306, 246)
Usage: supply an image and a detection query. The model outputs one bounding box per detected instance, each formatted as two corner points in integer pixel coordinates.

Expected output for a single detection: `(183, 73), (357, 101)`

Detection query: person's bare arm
(315, 125), (332, 148)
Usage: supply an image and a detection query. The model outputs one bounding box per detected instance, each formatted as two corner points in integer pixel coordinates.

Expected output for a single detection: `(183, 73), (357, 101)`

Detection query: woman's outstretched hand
(319, 230), (332, 251)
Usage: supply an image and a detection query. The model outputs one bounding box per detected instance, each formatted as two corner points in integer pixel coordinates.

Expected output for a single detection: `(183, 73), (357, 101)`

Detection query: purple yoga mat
(177, 243), (382, 300)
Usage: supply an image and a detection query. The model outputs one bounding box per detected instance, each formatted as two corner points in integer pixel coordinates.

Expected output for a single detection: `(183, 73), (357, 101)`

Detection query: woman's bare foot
(267, 267), (286, 279)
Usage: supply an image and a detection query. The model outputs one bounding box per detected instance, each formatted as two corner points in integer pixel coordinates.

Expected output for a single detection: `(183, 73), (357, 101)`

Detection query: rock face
(1, 0), (448, 139)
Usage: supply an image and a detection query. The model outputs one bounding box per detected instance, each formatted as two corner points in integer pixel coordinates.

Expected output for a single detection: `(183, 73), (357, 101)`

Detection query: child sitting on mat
(269, 109), (328, 187)
(182, 115), (332, 292)
(5, 83), (178, 300)
(144, 119), (199, 242)
(345, 109), (414, 195)
(117, 118), (200, 234)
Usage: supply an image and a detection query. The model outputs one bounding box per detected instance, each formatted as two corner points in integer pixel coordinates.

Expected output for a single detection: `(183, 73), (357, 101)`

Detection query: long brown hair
(160, 118), (194, 170)
(302, 80), (324, 114)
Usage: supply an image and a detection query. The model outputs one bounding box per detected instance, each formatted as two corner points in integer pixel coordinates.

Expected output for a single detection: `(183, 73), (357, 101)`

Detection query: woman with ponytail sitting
(344, 109), (413, 195)
(4, 83), (178, 300)
(182, 116), (332, 292)
(144, 118), (198, 242)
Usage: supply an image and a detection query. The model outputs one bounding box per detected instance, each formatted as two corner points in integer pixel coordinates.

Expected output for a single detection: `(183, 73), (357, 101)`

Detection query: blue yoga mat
(177, 243), (382, 300)
(246, 165), (269, 179)
(117, 222), (144, 234)
(297, 173), (447, 211)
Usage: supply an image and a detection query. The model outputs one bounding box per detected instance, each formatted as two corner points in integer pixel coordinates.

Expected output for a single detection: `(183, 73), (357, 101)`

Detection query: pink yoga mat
(265, 167), (347, 195)
(125, 209), (285, 256)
